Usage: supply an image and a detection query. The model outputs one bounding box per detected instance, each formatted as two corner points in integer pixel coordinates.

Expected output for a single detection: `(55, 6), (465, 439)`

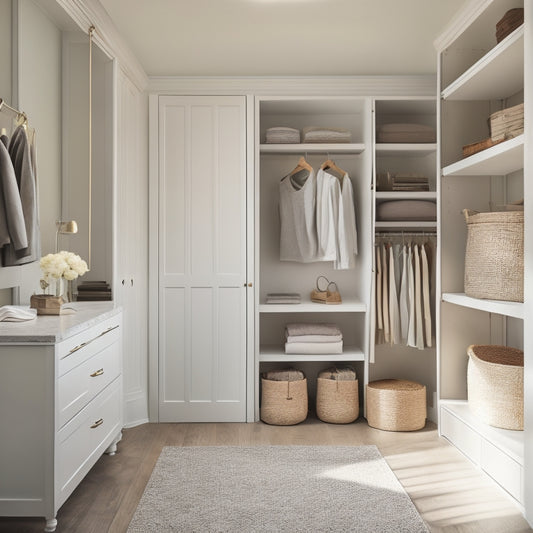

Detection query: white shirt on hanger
(335, 173), (358, 269)
(316, 168), (340, 261)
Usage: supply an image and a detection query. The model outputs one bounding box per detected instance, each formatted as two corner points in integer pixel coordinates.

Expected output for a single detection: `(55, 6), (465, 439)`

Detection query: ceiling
(99, 0), (467, 77)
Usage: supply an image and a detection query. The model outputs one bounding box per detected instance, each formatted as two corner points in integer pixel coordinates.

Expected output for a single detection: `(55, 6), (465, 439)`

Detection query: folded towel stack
(302, 127), (352, 144)
(266, 293), (301, 304)
(265, 127), (300, 144)
(285, 323), (343, 354)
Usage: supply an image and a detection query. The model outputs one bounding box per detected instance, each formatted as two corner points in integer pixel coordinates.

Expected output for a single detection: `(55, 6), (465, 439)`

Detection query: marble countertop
(0, 302), (122, 344)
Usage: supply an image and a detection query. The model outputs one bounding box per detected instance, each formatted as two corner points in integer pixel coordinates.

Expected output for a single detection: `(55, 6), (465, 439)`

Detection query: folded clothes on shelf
(265, 127), (300, 144)
(285, 322), (341, 337)
(302, 126), (352, 143)
(286, 333), (343, 343)
(265, 292), (301, 304)
(284, 341), (343, 355)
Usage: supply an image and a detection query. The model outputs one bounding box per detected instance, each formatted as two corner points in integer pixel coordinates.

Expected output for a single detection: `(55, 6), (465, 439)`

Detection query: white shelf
(375, 143), (437, 156)
(440, 400), (524, 465)
(442, 26), (524, 101)
(259, 345), (364, 362)
(442, 293), (523, 319)
(442, 135), (524, 177)
(375, 221), (437, 229)
(259, 298), (366, 313)
(260, 143), (365, 154)
(375, 191), (436, 200)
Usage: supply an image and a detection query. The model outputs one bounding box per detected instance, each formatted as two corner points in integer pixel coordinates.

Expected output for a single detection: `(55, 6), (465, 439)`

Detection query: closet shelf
(375, 143), (437, 156)
(375, 191), (436, 200)
(259, 345), (364, 362)
(375, 221), (437, 229)
(260, 143), (365, 155)
(442, 135), (524, 177)
(442, 293), (523, 319)
(440, 400), (524, 465)
(259, 298), (366, 313)
(441, 26), (524, 101)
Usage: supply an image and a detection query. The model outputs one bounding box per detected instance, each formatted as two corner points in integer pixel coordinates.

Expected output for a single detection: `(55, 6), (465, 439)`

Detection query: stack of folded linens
(302, 127), (352, 143)
(265, 293), (301, 304)
(377, 123), (436, 143)
(285, 323), (343, 354)
(265, 127), (300, 144)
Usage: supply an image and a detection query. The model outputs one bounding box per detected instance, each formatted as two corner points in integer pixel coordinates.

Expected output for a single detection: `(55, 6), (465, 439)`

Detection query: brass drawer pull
(90, 418), (104, 429)
(90, 368), (104, 377)
(62, 323), (120, 360)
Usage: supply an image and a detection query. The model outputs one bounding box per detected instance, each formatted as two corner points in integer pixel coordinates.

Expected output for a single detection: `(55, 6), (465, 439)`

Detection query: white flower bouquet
(39, 251), (89, 296)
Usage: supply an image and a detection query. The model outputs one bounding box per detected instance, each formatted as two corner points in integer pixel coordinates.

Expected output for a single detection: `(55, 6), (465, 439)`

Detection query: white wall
(0, 0), (11, 103)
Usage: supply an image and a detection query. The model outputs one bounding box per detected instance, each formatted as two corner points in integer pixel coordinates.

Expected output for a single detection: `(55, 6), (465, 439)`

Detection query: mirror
(0, 0), (114, 304)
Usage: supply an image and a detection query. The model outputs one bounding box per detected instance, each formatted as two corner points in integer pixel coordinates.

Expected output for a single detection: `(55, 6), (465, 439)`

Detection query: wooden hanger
(289, 156), (313, 176)
(321, 159), (346, 180)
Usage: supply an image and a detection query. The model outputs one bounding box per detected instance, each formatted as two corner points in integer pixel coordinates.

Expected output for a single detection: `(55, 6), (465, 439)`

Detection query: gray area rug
(127, 445), (429, 532)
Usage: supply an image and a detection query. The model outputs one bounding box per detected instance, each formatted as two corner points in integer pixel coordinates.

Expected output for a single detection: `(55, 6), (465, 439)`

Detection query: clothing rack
(375, 231), (437, 238)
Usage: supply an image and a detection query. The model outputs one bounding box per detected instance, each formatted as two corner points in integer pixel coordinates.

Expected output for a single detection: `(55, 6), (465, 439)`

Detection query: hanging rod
(0, 98), (27, 123)
(375, 231), (437, 238)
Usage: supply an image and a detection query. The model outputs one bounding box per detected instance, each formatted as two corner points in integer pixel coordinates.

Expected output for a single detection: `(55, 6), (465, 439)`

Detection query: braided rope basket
(467, 344), (524, 430)
(366, 379), (426, 431)
(316, 378), (359, 424)
(260, 377), (308, 425)
(463, 209), (524, 302)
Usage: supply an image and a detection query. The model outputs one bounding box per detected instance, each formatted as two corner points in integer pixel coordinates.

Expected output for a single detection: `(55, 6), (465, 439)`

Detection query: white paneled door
(158, 96), (248, 422)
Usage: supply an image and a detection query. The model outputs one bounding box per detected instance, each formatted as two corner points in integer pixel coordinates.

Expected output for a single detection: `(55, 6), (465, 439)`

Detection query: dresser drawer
(440, 406), (482, 464)
(58, 338), (120, 428)
(57, 378), (121, 503)
(481, 439), (523, 503)
(58, 318), (121, 377)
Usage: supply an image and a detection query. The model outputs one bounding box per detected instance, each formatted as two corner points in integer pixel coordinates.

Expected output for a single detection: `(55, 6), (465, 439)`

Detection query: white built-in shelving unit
(255, 96), (373, 418)
(435, 0), (531, 519)
(370, 97), (439, 420)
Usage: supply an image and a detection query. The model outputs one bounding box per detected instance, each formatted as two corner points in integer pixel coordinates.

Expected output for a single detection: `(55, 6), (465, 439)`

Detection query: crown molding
(148, 75), (437, 97)
(433, 0), (492, 52)
(56, 0), (149, 91)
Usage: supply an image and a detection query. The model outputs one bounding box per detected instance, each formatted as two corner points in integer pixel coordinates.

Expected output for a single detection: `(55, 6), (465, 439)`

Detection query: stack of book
(391, 173), (429, 192)
(76, 281), (112, 301)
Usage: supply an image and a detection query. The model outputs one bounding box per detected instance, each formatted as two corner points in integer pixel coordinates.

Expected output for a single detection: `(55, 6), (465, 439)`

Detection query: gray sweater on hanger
(0, 139), (28, 254)
(3, 125), (40, 266)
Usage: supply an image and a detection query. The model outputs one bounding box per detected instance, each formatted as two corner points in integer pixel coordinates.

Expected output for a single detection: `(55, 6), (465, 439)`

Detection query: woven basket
(316, 378), (359, 424)
(463, 209), (524, 302)
(467, 345), (524, 430)
(260, 378), (308, 425)
(366, 379), (426, 432)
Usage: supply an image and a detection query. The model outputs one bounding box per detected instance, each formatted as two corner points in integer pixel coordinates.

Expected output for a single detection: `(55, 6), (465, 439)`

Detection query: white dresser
(0, 303), (123, 532)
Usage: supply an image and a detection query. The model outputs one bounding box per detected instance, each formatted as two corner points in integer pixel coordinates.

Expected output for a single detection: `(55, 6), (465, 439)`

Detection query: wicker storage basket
(467, 345), (524, 430)
(260, 377), (308, 425)
(366, 379), (426, 431)
(316, 367), (359, 424)
(463, 209), (524, 302)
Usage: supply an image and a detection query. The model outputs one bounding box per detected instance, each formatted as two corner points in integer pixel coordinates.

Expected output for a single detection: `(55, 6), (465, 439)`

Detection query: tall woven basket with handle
(463, 209), (524, 302)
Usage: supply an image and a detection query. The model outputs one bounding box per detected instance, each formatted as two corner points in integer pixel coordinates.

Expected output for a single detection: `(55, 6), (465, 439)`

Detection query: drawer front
(58, 339), (120, 428)
(58, 317), (121, 377)
(440, 407), (482, 464)
(57, 378), (121, 502)
(481, 439), (523, 503)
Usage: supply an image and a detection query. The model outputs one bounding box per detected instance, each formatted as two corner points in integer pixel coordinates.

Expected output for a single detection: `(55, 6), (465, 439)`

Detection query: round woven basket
(467, 344), (524, 430)
(260, 377), (308, 425)
(366, 379), (426, 432)
(463, 209), (524, 302)
(316, 378), (359, 424)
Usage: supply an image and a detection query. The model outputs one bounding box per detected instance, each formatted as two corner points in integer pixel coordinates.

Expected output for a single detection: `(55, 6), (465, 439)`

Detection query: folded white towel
(284, 341), (343, 354)
(0, 305), (37, 322)
(286, 323), (341, 337)
(286, 334), (343, 343)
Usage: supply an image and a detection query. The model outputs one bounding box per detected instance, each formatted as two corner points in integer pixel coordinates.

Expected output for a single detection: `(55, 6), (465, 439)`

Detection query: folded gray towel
(286, 323), (342, 337)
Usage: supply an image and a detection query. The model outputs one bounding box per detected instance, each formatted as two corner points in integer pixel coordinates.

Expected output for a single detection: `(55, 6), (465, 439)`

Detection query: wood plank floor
(1, 419), (531, 533)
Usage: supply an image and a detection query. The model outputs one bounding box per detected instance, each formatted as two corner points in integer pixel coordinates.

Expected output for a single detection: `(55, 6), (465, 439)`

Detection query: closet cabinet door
(158, 96), (247, 422)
